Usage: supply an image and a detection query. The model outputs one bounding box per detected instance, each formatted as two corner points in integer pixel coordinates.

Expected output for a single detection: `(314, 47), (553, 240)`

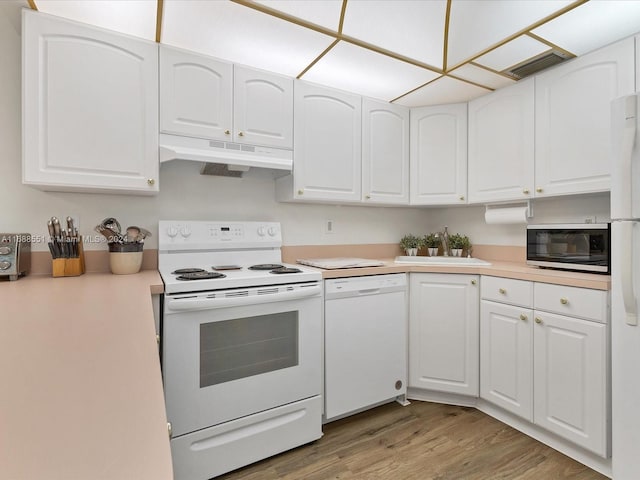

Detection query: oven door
(162, 283), (322, 437)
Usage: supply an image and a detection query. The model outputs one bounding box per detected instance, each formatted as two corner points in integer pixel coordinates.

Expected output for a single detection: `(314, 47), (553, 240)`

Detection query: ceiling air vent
(507, 50), (572, 79)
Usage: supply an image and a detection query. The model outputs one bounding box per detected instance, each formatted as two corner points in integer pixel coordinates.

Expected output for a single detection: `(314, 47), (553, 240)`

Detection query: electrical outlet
(324, 219), (336, 234)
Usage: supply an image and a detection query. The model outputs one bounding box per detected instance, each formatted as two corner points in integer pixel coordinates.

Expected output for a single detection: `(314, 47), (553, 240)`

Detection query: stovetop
(160, 262), (320, 294)
(158, 221), (321, 294)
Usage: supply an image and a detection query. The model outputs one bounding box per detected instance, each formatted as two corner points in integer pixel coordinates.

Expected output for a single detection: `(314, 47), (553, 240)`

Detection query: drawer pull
(560, 297), (569, 305)
(535, 317), (543, 324)
(471, 280), (477, 285)
(499, 288), (506, 294)
(520, 314), (528, 321)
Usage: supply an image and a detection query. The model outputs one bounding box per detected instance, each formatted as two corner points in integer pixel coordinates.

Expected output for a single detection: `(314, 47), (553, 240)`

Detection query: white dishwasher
(324, 273), (408, 421)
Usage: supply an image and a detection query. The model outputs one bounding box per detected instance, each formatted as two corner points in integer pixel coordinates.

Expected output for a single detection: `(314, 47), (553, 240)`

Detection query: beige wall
(0, 5), (610, 253)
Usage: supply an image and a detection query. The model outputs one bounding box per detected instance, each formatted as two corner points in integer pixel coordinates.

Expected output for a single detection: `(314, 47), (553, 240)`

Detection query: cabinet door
(362, 98), (409, 204)
(23, 10), (159, 194)
(480, 301), (533, 421)
(533, 311), (608, 456)
(535, 38), (634, 197)
(233, 66), (293, 149)
(292, 82), (361, 202)
(410, 104), (467, 205)
(468, 79), (534, 203)
(160, 45), (232, 141)
(409, 273), (479, 396)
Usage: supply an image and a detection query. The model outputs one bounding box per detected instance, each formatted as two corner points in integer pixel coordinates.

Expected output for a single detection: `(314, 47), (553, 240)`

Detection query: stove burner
(172, 268), (206, 275)
(176, 272), (227, 281)
(249, 264), (284, 270)
(270, 267), (302, 274)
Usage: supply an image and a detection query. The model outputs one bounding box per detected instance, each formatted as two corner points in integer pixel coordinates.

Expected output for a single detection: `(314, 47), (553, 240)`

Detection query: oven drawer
(170, 396), (322, 480)
(534, 283), (608, 323)
(481, 276), (533, 307)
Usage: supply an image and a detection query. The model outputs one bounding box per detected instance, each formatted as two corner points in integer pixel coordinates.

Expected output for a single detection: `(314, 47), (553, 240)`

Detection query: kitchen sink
(394, 256), (492, 266)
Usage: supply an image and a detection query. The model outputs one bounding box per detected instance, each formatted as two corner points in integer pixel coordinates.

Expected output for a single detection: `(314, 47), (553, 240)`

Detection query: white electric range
(158, 220), (323, 480)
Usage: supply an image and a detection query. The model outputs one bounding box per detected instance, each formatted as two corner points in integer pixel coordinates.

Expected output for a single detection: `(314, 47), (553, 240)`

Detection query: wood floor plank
(217, 401), (607, 480)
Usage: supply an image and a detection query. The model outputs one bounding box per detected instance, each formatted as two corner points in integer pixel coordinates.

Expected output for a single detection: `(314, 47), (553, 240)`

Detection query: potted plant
(424, 233), (441, 257)
(400, 234), (422, 256)
(449, 233), (469, 257)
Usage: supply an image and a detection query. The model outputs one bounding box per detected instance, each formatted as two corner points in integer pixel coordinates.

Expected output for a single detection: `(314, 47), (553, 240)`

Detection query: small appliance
(0, 233), (31, 280)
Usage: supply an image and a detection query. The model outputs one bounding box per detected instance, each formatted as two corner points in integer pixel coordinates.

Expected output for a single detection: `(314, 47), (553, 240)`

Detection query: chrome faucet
(436, 226), (451, 257)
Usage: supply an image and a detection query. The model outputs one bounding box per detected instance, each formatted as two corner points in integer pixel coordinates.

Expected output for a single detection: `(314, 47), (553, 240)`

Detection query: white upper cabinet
(280, 81), (361, 203)
(362, 99), (409, 204)
(410, 104), (467, 205)
(22, 10), (159, 194)
(160, 47), (293, 149)
(535, 38), (635, 197)
(160, 45), (232, 141)
(233, 65), (293, 149)
(468, 79), (535, 204)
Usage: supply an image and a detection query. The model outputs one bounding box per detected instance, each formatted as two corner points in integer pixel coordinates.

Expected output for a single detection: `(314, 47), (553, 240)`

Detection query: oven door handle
(166, 284), (322, 312)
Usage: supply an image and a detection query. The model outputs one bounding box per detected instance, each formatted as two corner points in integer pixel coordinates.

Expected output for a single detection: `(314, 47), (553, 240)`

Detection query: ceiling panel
(302, 41), (440, 102)
(450, 64), (516, 90)
(35, 0), (156, 41)
(447, 0), (574, 68)
(474, 35), (550, 72)
(394, 76), (490, 108)
(532, 1), (640, 56)
(162, 0), (335, 77)
(341, 0), (447, 68)
(252, 0), (343, 31)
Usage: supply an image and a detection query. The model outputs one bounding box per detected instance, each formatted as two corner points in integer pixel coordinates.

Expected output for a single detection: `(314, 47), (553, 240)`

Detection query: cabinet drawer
(481, 276), (533, 307)
(534, 283), (608, 323)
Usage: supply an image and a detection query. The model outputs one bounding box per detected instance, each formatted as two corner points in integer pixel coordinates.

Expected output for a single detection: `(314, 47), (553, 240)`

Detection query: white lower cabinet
(480, 277), (609, 457)
(409, 273), (479, 397)
(480, 300), (533, 421)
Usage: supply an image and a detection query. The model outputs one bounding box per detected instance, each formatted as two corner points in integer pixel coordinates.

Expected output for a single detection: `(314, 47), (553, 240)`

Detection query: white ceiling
(13, 0), (640, 106)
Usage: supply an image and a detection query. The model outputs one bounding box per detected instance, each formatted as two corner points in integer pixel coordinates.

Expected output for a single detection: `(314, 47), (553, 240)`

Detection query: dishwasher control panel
(325, 273), (407, 297)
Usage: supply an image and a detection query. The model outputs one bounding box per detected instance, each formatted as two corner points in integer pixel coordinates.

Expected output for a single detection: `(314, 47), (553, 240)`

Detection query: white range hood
(159, 133), (293, 173)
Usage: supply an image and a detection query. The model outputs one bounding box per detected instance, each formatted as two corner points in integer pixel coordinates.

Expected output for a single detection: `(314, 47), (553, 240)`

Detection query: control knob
(180, 226), (192, 238)
(0, 260), (11, 270)
(257, 226), (267, 237)
(267, 226), (278, 237)
(166, 226), (178, 238)
(0, 246), (10, 255)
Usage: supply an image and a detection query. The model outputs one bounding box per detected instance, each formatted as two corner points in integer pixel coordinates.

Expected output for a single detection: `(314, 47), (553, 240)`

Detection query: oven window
(199, 311), (299, 388)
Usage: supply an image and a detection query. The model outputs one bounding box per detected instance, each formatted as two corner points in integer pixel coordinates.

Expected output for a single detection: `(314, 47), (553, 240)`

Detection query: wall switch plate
(324, 219), (336, 234)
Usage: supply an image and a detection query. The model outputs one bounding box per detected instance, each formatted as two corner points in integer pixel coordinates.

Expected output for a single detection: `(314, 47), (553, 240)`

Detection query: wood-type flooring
(218, 401), (606, 480)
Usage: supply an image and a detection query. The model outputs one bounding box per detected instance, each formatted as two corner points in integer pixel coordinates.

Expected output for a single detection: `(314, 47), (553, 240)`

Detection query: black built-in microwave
(526, 223), (610, 274)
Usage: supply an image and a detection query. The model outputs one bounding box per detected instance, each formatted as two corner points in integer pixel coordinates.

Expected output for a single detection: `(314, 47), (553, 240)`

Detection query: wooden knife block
(52, 239), (86, 277)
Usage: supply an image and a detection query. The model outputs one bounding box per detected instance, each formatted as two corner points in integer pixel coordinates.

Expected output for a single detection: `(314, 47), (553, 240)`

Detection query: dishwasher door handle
(357, 288), (381, 295)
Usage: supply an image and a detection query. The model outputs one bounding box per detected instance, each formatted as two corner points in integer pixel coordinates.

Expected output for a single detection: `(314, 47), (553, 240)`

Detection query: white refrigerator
(611, 94), (640, 479)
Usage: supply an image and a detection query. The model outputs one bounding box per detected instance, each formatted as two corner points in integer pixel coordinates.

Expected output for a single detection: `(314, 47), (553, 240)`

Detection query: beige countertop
(0, 270), (172, 480)
(315, 259), (611, 290)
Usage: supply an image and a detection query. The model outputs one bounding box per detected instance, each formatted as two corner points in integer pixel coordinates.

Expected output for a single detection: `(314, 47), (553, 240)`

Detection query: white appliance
(324, 274), (408, 421)
(158, 221), (323, 480)
(611, 95), (640, 479)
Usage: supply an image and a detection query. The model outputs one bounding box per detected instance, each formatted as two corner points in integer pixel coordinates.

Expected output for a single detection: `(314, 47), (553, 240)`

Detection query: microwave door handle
(166, 284), (322, 312)
(619, 222), (638, 326)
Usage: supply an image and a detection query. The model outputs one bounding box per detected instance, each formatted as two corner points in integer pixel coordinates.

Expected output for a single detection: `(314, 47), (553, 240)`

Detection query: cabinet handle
(523, 188), (530, 195)
(499, 288), (506, 294)
(147, 178), (155, 186)
(224, 130), (230, 135)
(536, 187), (543, 193)
(365, 194), (371, 199)
(520, 314), (528, 321)
(238, 131), (244, 137)
(471, 280), (477, 285)
(156, 334), (160, 345)
(459, 195), (465, 201)
(535, 317), (543, 324)
(297, 189), (304, 195)
(560, 297), (569, 305)
(167, 422), (172, 438)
